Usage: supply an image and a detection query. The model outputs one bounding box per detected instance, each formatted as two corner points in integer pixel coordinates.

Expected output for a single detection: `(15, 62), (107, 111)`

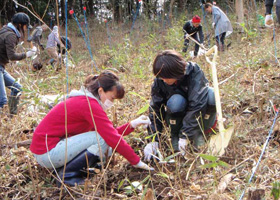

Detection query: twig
(218, 154), (256, 180)
(27, 156), (39, 199)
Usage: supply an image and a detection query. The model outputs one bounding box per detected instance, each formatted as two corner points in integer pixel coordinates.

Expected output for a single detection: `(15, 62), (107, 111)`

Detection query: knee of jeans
(207, 87), (215, 106)
(166, 94), (187, 114)
(87, 137), (109, 157)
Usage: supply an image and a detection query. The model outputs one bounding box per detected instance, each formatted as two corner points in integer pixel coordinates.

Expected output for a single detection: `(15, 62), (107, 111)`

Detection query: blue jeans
(0, 66), (22, 108)
(34, 131), (112, 169)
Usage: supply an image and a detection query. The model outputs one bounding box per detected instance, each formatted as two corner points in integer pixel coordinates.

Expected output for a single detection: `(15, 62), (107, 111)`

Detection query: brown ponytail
(84, 71), (125, 99)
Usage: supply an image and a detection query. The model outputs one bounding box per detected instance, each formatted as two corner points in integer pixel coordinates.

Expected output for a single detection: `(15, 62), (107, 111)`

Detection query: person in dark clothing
(144, 50), (217, 161)
(182, 15), (204, 57)
(0, 13), (36, 115)
(265, 0), (280, 27)
(27, 24), (48, 50)
(57, 36), (72, 55)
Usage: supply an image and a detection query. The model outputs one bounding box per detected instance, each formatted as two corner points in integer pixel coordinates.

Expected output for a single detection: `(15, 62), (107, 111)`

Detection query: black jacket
(183, 20), (204, 43)
(265, 0), (274, 14)
(0, 26), (26, 68)
(148, 62), (210, 139)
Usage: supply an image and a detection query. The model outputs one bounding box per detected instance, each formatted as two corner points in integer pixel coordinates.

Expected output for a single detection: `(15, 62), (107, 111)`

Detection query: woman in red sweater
(30, 71), (153, 186)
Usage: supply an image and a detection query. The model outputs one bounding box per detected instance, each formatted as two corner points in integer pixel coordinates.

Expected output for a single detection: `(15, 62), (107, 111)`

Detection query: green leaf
(201, 163), (218, 169)
(141, 180), (151, 200)
(137, 103), (149, 115)
(128, 91), (148, 102)
(144, 133), (157, 140)
(164, 152), (181, 161)
(271, 182), (280, 200)
(218, 160), (229, 168)
(155, 172), (169, 179)
(118, 179), (126, 192)
(199, 154), (218, 162)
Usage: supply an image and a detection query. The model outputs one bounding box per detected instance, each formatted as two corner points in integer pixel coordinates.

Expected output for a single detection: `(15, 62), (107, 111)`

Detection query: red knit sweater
(30, 96), (140, 165)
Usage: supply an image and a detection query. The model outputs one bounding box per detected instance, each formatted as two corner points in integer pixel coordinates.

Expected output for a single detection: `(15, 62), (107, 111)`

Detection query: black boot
(8, 96), (20, 115)
(166, 114), (184, 152)
(56, 150), (100, 187)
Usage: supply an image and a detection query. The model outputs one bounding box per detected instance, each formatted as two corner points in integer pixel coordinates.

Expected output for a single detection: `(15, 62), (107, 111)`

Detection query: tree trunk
(60, 0), (65, 25)
(236, 0), (244, 24)
(176, 0), (185, 13)
(79, 0), (83, 15)
(88, 0), (94, 15)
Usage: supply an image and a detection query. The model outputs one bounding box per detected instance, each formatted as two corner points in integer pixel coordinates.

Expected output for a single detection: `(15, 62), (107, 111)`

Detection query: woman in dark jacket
(144, 50), (217, 161)
(0, 13), (36, 115)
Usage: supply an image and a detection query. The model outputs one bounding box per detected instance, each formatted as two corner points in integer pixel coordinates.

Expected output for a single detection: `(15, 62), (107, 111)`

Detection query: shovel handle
(205, 45), (225, 132)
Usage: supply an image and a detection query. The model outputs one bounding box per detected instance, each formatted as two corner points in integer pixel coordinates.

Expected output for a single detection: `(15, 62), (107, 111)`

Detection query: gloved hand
(133, 160), (154, 171)
(185, 33), (190, 39)
(178, 138), (188, 155)
(130, 115), (151, 129)
(144, 142), (159, 161)
(265, 14), (274, 28)
(212, 23), (215, 29)
(26, 46), (37, 58)
(58, 53), (62, 59)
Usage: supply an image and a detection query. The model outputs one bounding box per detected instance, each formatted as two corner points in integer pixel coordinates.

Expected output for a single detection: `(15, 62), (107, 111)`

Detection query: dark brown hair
(153, 50), (187, 79)
(84, 70), (125, 99)
(205, 3), (213, 9)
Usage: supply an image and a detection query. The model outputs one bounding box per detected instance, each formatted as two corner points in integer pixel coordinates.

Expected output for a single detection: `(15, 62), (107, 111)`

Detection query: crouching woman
(30, 71), (153, 186)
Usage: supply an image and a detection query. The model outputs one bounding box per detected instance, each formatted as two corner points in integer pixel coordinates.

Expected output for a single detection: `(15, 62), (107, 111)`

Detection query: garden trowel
(205, 45), (234, 156)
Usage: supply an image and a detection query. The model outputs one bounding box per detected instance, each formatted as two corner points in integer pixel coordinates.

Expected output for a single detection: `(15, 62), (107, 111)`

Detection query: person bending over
(30, 71), (153, 186)
(144, 50), (217, 161)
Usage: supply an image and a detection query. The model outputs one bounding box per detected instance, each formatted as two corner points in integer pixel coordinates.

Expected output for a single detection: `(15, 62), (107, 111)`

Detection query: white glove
(144, 142), (159, 161)
(58, 53), (61, 59)
(130, 115), (151, 129)
(212, 23), (215, 29)
(179, 138), (188, 155)
(265, 14), (274, 28)
(185, 33), (190, 39)
(26, 46), (37, 58)
(133, 160), (154, 171)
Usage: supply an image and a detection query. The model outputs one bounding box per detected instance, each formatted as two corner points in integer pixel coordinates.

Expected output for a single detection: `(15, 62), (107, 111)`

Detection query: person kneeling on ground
(182, 15), (204, 58)
(30, 71), (154, 187)
(144, 50), (217, 161)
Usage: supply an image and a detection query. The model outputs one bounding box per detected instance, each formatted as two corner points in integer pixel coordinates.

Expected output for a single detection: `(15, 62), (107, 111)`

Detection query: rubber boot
(56, 150), (100, 187)
(220, 44), (225, 52)
(193, 133), (206, 150)
(166, 114), (183, 152)
(8, 96), (20, 115)
(216, 41), (221, 51)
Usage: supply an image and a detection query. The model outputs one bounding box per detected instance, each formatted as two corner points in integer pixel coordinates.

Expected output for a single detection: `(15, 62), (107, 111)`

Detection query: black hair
(152, 50), (187, 79)
(84, 70), (125, 99)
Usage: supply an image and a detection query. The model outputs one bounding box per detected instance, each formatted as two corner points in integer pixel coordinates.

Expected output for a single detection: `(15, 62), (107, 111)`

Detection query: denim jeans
(166, 88), (216, 137)
(0, 65), (22, 108)
(33, 131), (112, 169)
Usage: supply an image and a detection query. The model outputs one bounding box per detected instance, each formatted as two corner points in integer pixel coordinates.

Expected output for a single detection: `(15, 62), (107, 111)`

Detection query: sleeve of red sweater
(116, 123), (134, 136)
(83, 99), (140, 165)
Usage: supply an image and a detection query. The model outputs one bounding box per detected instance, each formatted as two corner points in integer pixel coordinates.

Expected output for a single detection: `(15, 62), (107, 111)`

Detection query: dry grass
(0, 13), (280, 200)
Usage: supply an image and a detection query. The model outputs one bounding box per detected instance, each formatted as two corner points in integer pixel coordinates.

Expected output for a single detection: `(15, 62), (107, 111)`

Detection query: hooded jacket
(148, 62), (212, 139)
(0, 25), (26, 68)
